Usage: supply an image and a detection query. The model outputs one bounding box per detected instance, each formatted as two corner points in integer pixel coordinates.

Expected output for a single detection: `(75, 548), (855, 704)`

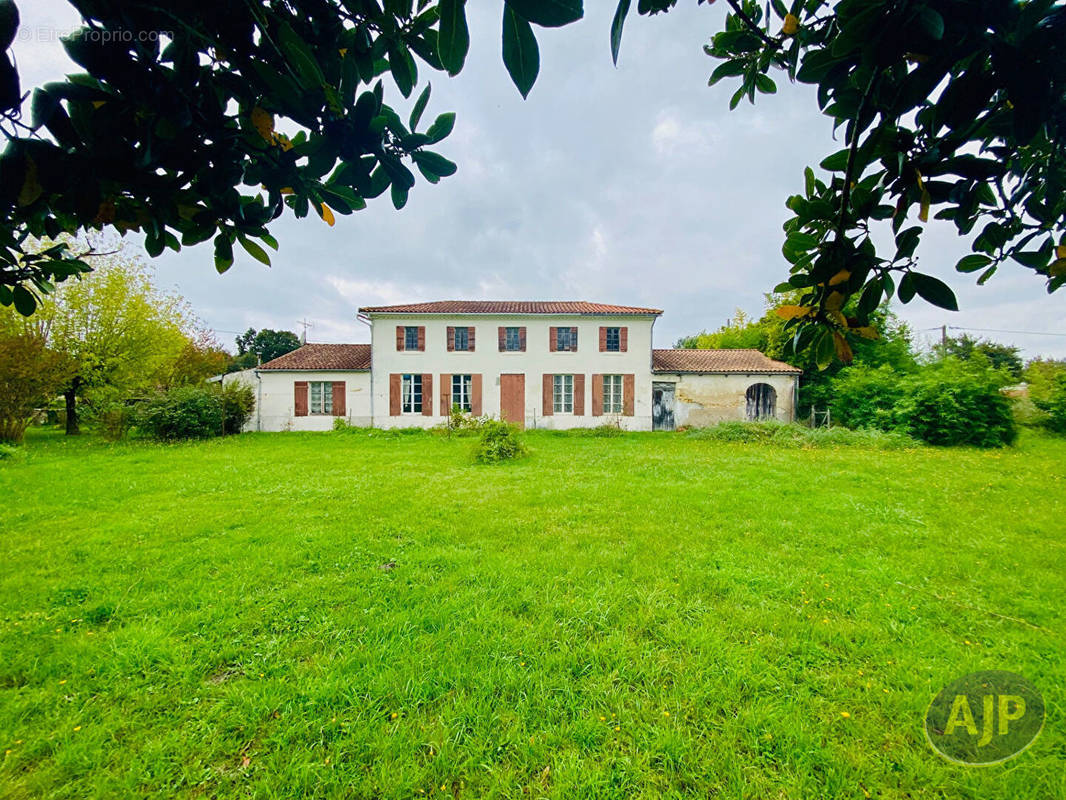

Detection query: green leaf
(915, 6), (944, 41)
(897, 272), (916, 304)
(391, 183), (409, 210)
(388, 42), (417, 98)
(238, 235), (271, 267)
(438, 0), (469, 76)
(214, 233), (234, 274)
(413, 150), (457, 178)
(0, 0), (19, 53)
(505, 0), (582, 28)
(955, 254), (992, 273)
(911, 273), (958, 310)
(754, 73), (777, 94)
(12, 284), (36, 316)
(279, 23), (326, 90)
(409, 83), (431, 131)
(425, 111), (455, 143)
(707, 59), (746, 87)
(819, 148), (850, 171)
(610, 0), (630, 66)
(502, 6), (539, 99)
(804, 166), (815, 197)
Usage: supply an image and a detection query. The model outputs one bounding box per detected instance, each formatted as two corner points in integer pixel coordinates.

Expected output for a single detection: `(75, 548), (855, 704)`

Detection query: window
(404, 326), (420, 351)
(553, 374), (573, 413)
(602, 375), (623, 414)
(309, 381), (333, 415)
(402, 374), (422, 413)
(605, 327), (621, 352)
(556, 327), (574, 352)
(505, 327), (521, 351)
(452, 374), (472, 412)
(454, 326), (469, 351)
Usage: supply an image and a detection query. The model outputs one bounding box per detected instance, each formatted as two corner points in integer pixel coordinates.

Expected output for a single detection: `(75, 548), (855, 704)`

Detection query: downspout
(357, 312), (373, 425)
(793, 374), (799, 424)
(254, 369), (262, 431)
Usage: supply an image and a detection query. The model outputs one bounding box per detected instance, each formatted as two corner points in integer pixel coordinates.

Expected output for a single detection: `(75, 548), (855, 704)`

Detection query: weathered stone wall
(655, 372), (798, 427)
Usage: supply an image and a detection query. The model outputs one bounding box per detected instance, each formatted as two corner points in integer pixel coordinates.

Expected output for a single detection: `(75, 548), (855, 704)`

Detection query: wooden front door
(500, 374), (525, 429)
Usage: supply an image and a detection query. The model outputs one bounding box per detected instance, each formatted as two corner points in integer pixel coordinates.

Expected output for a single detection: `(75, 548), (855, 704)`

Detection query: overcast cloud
(12, 1), (1066, 357)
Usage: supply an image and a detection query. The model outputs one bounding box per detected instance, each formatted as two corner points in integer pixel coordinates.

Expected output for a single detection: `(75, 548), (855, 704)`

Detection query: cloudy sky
(12, 1), (1066, 357)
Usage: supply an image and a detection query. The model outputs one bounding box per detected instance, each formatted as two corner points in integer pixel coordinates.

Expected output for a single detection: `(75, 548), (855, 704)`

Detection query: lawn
(1, 427), (1064, 799)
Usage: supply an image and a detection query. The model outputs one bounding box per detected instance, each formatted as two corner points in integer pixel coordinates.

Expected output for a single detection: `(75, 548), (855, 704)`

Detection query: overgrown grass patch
(1, 427), (1063, 798)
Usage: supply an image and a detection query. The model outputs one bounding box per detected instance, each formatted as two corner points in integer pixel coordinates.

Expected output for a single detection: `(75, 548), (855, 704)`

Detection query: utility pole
(941, 324), (948, 346)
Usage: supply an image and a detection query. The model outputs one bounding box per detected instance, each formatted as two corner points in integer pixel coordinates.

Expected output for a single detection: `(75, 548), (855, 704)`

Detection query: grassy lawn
(1, 427), (1064, 799)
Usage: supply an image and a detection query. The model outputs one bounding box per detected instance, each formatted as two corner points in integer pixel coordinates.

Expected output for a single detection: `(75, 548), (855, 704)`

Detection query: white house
(227, 301), (800, 432)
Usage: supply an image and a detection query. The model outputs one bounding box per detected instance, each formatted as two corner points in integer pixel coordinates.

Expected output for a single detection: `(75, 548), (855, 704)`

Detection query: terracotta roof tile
(358, 300), (662, 315)
(652, 349), (801, 374)
(259, 343), (370, 371)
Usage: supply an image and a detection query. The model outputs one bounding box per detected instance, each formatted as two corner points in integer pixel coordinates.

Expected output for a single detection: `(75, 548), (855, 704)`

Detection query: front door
(652, 382), (676, 430)
(500, 374), (525, 429)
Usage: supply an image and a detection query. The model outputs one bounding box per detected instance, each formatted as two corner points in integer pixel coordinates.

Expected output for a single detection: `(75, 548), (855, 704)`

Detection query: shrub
(830, 365), (905, 431)
(96, 402), (134, 441)
(1033, 373), (1066, 434)
(0, 442), (22, 460)
(895, 360), (1017, 447)
(473, 420), (528, 463)
(140, 386), (224, 440)
(685, 421), (917, 449)
(220, 381), (255, 434)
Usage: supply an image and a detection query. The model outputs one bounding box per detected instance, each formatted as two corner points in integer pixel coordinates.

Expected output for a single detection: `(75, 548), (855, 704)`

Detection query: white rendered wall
(239, 370), (372, 432)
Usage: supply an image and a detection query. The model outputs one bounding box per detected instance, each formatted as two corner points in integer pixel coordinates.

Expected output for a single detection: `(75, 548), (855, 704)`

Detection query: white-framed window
(605, 327), (621, 352)
(505, 327), (521, 351)
(556, 327), (575, 352)
(553, 374), (573, 413)
(602, 374), (623, 414)
(454, 327), (469, 351)
(452, 374), (472, 412)
(309, 381), (333, 415)
(402, 374), (422, 413)
(404, 326), (420, 350)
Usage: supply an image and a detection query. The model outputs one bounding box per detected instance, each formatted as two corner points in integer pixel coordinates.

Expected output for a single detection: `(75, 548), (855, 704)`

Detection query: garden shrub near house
(473, 420), (527, 463)
(1033, 373), (1066, 435)
(830, 365), (905, 431)
(140, 382), (254, 440)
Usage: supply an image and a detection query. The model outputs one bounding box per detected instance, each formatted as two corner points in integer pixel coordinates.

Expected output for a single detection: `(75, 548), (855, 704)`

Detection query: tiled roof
(259, 343), (371, 371)
(652, 349), (801, 374)
(358, 300), (663, 315)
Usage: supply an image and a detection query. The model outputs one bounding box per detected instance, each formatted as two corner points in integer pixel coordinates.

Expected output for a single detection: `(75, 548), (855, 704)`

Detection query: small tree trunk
(64, 387), (80, 435)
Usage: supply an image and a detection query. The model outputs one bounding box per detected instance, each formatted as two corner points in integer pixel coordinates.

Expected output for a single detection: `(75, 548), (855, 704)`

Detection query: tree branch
(723, 0), (781, 51)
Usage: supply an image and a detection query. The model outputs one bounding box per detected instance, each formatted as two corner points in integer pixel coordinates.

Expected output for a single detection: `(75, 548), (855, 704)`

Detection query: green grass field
(1, 428), (1064, 799)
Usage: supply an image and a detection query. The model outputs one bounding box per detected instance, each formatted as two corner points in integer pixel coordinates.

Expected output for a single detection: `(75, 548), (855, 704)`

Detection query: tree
(611, 0), (1065, 366)
(936, 334), (1023, 379)
(23, 241), (194, 434)
(0, 326), (73, 442)
(235, 327), (301, 365)
(0, 0), (580, 313)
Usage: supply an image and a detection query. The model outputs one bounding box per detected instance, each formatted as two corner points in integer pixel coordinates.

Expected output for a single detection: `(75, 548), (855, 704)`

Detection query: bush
(830, 365), (905, 430)
(140, 386), (224, 440)
(685, 420), (918, 449)
(96, 402), (134, 441)
(220, 381), (255, 434)
(1032, 373), (1066, 434)
(473, 420), (528, 463)
(895, 360), (1017, 447)
(0, 442), (22, 460)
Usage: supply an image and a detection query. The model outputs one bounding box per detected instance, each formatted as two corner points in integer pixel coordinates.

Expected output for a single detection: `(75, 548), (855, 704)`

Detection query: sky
(11, 1), (1066, 357)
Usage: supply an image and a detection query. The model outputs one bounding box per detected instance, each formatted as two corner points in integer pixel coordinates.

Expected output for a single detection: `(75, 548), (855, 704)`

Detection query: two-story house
(234, 300), (800, 432)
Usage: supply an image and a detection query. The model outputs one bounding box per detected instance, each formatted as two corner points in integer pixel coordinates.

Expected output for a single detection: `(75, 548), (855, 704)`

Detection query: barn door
(652, 382), (676, 430)
(745, 383), (777, 420)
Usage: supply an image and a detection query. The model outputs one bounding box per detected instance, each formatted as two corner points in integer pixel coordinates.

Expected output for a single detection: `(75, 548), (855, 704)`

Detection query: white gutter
(357, 312), (373, 425)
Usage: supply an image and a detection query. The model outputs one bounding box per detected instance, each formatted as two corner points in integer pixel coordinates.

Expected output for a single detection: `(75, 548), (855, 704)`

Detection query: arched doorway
(745, 383), (776, 420)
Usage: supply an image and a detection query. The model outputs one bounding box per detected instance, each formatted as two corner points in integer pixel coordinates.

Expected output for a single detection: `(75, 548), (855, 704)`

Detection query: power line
(947, 325), (1066, 338)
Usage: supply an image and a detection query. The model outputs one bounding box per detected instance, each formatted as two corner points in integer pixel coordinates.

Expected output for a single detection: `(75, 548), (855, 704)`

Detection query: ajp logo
(925, 671), (1044, 765)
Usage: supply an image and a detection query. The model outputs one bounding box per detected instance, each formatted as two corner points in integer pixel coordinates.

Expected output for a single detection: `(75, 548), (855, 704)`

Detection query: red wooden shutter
(471, 374), (483, 416)
(417, 326), (425, 351)
(549, 327), (557, 352)
(573, 374), (585, 416)
(519, 327), (527, 351)
(498, 327), (506, 351)
(570, 327), (578, 351)
(468, 327), (475, 351)
(422, 374), (433, 416)
(389, 374), (401, 416)
(331, 381), (346, 417)
(591, 374), (603, 416)
(396, 326), (405, 351)
(623, 374), (635, 416)
(440, 373), (451, 415)
(542, 374), (553, 416)
(294, 381), (308, 416)
(599, 327), (607, 352)
(447, 326), (455, 351)
(620, 327), (628, 352)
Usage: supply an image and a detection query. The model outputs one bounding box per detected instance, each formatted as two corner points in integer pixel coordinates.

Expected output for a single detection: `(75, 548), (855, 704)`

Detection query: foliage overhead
(0, 0), (581, 313)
